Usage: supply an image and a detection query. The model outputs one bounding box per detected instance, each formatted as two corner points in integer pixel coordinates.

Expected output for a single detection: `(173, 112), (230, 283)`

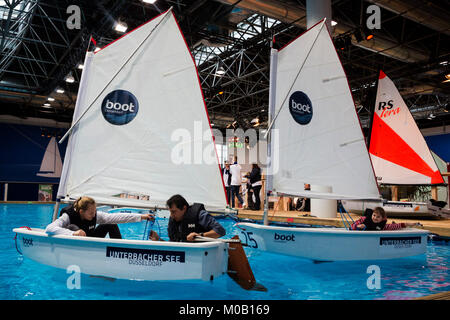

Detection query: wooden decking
(237, 209), (450, 237)
(415, 291), (450, 300)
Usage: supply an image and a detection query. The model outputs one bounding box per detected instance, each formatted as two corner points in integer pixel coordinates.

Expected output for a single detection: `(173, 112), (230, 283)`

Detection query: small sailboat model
(36, 137), (62, 178)
(342, 70), (447, 218)
(14, 9), (260, 287)
(236, 19), (428, 261)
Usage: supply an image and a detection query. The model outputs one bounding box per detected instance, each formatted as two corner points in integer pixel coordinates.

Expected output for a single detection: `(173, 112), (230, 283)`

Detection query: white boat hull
(13, 228), (228, 281)
(341, 199), (437, 218)
(236, 223), (428, 261)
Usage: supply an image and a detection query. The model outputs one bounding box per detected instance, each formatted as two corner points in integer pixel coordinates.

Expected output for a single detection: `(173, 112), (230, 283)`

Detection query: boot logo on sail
(101, 89), (139, 125)
(289, 91), (313, 125)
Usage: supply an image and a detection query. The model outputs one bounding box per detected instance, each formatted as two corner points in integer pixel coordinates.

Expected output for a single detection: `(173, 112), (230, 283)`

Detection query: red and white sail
(369, 70), (444, 185)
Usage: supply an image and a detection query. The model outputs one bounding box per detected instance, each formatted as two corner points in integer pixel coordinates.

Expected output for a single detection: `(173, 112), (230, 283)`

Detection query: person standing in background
(247, 163), (262, 210)
(230, 156), (244, 208)
(222, 162), (232, 206)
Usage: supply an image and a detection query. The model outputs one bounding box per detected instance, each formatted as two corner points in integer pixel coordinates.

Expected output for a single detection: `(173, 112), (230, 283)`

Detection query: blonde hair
(74, 196), (96, 212)
(373, 207), (387, 219)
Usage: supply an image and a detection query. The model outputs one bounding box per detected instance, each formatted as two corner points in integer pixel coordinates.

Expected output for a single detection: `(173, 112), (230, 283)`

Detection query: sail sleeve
(271, 20), (380, 200)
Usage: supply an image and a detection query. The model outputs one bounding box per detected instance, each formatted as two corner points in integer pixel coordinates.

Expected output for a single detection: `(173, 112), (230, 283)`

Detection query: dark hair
(166, 194), (189, 210)
(373, 206), (387, 219)
(252, 163), (260, 169)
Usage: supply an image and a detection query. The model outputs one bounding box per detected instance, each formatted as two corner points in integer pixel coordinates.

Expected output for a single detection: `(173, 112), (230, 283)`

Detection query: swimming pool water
(1, 204), (449, 300)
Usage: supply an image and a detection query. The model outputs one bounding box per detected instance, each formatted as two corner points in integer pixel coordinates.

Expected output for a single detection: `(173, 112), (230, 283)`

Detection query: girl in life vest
(45, 196), (154, 237)
(351, 207), (422, 231)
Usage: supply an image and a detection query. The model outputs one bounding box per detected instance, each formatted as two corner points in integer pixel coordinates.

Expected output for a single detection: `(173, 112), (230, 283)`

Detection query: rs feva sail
(37, 137), (62, 178)
(57, 10), (227, 210)
(369, 70), (444, 185)
(270, 19), (380, 200)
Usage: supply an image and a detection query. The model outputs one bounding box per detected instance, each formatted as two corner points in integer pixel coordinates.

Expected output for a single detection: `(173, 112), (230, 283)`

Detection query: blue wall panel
(0, 123), (68, 201)
(425, 133), (450, 162)
(0, 123), (68, 183)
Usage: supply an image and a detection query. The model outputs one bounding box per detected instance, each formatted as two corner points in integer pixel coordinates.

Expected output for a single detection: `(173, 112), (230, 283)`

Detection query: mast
(366, 67), (381, 152)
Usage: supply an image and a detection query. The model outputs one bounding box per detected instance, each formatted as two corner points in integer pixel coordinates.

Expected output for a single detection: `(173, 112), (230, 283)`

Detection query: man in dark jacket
(149, 194), (226, 242)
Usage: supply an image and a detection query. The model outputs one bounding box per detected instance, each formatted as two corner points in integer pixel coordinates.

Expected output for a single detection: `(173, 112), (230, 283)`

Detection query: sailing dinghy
(36, 137), (63, 178)
(341, 70), (447, 218)
(236, 19), (428, 261)
(14, 9), (260, 287)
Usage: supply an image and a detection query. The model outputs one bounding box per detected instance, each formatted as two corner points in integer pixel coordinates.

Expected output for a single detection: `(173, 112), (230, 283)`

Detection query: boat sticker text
(106, 246), (185, 266)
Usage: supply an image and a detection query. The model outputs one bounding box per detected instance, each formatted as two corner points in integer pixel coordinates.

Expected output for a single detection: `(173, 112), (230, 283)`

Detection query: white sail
(369, 70), (444, 185)
(37, 137), (62, 178)
(58, 11), (227, 210)
(270, 20), (380, 200)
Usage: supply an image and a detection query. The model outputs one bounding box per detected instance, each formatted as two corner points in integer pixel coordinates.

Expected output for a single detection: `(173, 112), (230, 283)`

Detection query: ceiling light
(331, 20), (338, 26)
(142, 0), (157, 3)
(65, 73), (75, 83)
(216, 67), (225, 76)
(43, 103), (51, 107)
(56, 88), (65, 94)
(77, 63), (84, 69)
(445, 74), (450, 80)
(114, 21), (128, 33)
(47, 97), (55, 101)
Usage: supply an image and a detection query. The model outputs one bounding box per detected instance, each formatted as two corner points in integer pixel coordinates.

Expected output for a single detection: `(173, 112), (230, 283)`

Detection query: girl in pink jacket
(351, 207), (422, 231)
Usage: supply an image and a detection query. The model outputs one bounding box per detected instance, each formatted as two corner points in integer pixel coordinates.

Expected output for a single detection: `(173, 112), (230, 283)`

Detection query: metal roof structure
(0, 0), (449, 133)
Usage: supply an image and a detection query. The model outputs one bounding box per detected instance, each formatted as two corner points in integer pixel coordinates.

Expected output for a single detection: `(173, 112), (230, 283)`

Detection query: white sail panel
(60, 11), (227, 210)
(370, 154), (435, 185)
(369, 71), (443, 185)
(37, 137), (62, 178)
(271, 20), (380, 200)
